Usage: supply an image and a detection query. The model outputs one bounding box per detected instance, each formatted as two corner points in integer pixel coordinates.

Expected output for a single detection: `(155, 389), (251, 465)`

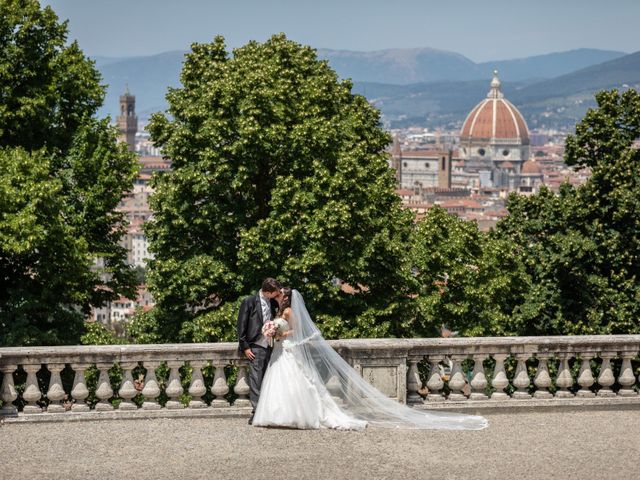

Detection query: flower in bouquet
(274, 317), (287, 336)
(262, 321), (277, 339)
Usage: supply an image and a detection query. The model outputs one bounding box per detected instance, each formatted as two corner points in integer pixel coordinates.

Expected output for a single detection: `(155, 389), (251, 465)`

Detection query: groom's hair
(261, 277), (282, 293)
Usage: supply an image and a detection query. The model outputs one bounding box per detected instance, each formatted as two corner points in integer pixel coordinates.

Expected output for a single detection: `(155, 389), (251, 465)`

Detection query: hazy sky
(42, 0), (638, 62)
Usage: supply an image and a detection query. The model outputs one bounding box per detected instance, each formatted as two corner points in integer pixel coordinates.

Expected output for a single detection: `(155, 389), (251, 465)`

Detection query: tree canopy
(140, 34), (414, 342)
(496, 89), (640, 335)
(0, 0), (138, 345)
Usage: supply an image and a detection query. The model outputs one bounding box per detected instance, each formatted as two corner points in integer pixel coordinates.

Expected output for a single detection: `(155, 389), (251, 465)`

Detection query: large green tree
(0, 0), (138, 345)
(141, 34), (414, 342)
(409, 206), (528, 337)
(497, 89), (640, 335)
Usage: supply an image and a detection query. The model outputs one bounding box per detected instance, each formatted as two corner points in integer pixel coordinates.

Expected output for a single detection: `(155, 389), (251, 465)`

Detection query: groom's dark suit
(237, 292), (279, 417)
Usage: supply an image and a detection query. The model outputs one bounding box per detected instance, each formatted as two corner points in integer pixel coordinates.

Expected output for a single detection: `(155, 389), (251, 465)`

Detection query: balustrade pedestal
(22, 365), (43, 414)
(533, 355), (553, 399)
(617, 353), (638, 397)
(0, 365), (18, 416)
(490, 355), (509, 401)
(512, 355), (532, 400)
(45, 364), (67, 413)
(425, 357), (445, 402)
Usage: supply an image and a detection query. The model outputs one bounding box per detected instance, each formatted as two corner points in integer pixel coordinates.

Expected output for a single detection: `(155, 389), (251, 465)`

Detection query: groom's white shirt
(254, 290), (271, 348)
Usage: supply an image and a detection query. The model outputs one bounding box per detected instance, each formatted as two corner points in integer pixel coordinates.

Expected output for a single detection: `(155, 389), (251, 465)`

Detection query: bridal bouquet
(262, 318), (287, 347)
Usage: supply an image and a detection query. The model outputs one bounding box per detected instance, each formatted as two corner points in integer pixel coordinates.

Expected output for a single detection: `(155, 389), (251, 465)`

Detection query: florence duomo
(392, 71), (543, 194)
(458, 71), (541, 192)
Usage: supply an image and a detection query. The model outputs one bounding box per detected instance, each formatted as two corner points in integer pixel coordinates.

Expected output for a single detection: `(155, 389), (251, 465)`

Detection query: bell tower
(391, 135), (402, 184)
(117, 86), (137, 152)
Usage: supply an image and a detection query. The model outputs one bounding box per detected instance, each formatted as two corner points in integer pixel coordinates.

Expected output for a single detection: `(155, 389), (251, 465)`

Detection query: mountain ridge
(93, 46), (635, 130)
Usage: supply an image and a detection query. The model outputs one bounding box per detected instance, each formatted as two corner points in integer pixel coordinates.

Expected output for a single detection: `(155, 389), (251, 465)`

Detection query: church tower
(117, 87), (138, 152)
(437, 150), (452, 189)
(391, 135), (402, 184)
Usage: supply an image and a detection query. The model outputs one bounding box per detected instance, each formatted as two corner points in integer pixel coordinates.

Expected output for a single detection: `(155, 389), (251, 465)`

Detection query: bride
(252, 288), (488, 431)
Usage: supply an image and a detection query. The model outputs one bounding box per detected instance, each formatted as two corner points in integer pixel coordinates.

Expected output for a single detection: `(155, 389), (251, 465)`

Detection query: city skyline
(42, 0), (637, 62)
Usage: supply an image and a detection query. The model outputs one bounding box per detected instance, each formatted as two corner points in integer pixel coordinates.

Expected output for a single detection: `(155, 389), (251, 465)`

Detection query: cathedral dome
(460, 71), (529, 146)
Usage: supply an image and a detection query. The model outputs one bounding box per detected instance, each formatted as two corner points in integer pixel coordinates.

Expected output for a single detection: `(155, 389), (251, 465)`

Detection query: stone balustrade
(1, 335), (639, 419)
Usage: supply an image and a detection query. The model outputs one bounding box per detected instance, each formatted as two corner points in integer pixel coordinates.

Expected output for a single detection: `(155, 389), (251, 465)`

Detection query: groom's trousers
(248, 344), (272, 413)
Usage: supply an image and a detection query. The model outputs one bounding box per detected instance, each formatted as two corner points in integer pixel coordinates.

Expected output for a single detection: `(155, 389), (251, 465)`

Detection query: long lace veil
(285, 289), (488, 430)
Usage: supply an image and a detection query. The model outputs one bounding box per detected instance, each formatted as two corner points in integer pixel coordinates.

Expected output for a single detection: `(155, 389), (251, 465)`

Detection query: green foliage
(0, 0), (139, 345)
(0, 0), (104, 153)
(141, 34), (414, 342)
(0, 148), (89, 345)
(409, 206), (528, 337)
(80, 321), (127, 346)
(497, 89), (640, 335)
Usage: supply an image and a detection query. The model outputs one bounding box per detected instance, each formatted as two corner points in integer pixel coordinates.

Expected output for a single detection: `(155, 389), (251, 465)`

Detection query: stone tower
(117, 87), (137, 152)
(437, 150), (452, 189)
(391, 135), (402, 184)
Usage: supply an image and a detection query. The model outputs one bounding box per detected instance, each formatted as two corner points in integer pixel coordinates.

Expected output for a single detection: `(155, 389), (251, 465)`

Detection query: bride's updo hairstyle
(278, 287), (292, 316)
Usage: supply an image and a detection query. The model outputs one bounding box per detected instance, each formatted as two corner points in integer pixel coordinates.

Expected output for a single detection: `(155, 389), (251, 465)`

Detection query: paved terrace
(2, 408), (639, 480)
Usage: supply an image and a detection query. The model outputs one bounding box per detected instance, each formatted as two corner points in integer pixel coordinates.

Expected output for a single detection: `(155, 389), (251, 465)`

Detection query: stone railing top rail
(1, 335), (639, 365)
(336, 335), (640, 356)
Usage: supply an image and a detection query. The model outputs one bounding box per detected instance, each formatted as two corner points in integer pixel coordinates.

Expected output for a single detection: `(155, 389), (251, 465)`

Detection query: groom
(237, 277), (282, 424)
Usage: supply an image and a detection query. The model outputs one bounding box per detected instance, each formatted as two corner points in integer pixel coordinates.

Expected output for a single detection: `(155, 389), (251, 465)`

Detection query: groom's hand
(244, 348), (255, 361)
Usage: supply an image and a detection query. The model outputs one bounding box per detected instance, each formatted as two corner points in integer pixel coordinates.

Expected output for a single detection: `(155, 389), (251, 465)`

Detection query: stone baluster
(211, 363), (229, 407)
(22, 364), (43, 414)
(188, 361), (207, 408)
(554, 354), (575, 398)
(469, 355), (488, 400)
(617, 352), (638, 397)
(533, 354), (553, 399)
(0, 365), (18, 415)
(447, 355), (468, 401)
(71, 364), (90, 412)
(45, 363), (67, 413)
(512, 354), (532, 399)
(425, 356), (444, 402)
(165, 361), (185, 409)
(233, 365), (251, 407)
(596, 353), (616, 397)
(576, 353), (596, 398)
(118, 362), (139, 410)
(141, 362), (161, 410)
(490, 354), (509, 400)
(95, 363), (115, 411)
(406, 357), (423, 405)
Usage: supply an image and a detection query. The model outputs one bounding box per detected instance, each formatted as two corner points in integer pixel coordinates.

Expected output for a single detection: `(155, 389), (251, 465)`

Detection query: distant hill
(316, 47), (482, 84)
(478, 48), (626, 82)
(352, 80), (526, 129)
(509, 51), (640, 129)
(512, 50), (640, 103)
(92, 47), (636, 130)
(352, 51), (640, 130)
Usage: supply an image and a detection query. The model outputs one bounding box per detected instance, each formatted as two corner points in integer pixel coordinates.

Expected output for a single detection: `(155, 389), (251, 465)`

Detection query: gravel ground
(2, 409), (639, 480)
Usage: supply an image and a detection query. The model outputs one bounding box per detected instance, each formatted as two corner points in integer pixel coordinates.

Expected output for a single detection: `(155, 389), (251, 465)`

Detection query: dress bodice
(271, 317), (290, 354)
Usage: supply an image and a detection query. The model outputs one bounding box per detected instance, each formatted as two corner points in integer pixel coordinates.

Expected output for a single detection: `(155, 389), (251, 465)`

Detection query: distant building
(117, 87), (138, 152)
(391, 148), (452, 190)
(459, 71), (532, 192)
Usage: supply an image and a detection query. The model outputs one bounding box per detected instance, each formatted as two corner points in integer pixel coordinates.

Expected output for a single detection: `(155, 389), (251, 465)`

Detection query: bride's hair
(278, 287), (292, 316)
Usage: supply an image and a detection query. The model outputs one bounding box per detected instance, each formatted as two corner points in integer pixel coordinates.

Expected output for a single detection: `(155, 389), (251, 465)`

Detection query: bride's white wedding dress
(252, 290), (488, 431)
(252, 317), (367, 430)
